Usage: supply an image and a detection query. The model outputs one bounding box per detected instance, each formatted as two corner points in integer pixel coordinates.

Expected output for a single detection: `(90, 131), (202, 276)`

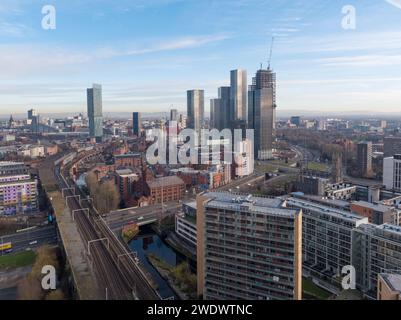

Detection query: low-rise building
(175, 209), (197, 248)
(377, 274), (401, 300)
(114, 153), (142, 168)
(145, 176), (185, 204)
(350, 201), (396, 225)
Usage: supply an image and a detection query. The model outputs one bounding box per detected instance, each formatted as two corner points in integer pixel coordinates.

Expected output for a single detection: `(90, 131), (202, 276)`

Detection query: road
(0, 225), (57, 253)
(105, 201), (184, 231)
(218, 173), (265, 191)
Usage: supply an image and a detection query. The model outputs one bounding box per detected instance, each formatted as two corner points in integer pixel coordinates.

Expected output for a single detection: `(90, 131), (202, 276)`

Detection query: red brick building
(145, 176), (185, 204)
(114, 153), (142, 168)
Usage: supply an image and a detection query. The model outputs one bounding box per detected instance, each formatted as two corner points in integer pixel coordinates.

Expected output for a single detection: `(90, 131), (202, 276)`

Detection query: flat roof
(203, 192), (297, 217)
(115, 153), (141, 158)
(380, 274), (401, 293)
(147, 175), (184, 188)
(351, 200), (392, 213)
(286, 197), (367, 223)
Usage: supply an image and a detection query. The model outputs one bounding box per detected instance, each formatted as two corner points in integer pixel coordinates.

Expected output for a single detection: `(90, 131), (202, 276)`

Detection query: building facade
(248, 68), (276, 160)
(230, 69), (247, 122)
(285, 196), (368, 277)
(384, 137), (401, 158)
(197, 192), (302, 300)
(87, 84), (103, 142)
(357, 142), (373, 178)
(133, 112), (142, 137)
(383, 155), (401, 192)
(0, 162), (38, 215)
(377, 274), (401, 300)
(145, 176), (185, 204)
(187, 90), (204, 134)
(352, 223), (401, 298)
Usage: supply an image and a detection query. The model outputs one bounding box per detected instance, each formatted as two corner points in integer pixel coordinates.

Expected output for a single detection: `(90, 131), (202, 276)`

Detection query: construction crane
(268, 36), (275, 70)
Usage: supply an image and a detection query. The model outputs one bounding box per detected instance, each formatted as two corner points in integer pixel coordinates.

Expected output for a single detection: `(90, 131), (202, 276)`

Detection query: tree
(86, 173), (120, 214)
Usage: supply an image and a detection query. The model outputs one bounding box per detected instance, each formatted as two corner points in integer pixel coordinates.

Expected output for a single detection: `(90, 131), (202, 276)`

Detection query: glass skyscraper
(87, 84), (103, 142)
(187, 90), (204, 133)
(230, 69), (247, 122)
(133, 112), (141, 137)
(248, 68), (276, 160)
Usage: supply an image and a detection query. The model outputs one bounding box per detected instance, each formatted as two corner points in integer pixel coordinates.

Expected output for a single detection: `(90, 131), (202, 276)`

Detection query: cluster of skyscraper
(187, 66), (277, 160)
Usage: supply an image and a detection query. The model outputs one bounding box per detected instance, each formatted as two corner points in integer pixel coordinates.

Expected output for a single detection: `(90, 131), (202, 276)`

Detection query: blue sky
(1, 0), (401, 115)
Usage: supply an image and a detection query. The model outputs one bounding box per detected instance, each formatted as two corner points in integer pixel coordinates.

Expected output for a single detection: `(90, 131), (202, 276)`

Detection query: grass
(302, 277), (333, 300)
(255, 164), (277, 173)
(306, 162), (328, 172)
(0, 250), (36, 269)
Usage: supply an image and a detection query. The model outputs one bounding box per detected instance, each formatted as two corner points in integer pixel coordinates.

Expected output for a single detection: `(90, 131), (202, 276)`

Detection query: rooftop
(115, 153), (141, 159)
(116, 169), (138, 177)
(351, 201), (393, 213)
(203, 192), (297, 217)
(286, 197), (368, 223)
(380, 274), (401, 293)
(0, 161), (25, 167)
(147, 175), (185, 189)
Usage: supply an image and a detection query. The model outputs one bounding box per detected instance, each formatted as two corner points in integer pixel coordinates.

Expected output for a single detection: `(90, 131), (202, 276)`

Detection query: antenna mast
(268, 36), (275, 70)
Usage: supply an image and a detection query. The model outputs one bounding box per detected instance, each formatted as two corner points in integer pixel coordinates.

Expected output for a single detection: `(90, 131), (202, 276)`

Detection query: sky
(1, 0), (401, 116)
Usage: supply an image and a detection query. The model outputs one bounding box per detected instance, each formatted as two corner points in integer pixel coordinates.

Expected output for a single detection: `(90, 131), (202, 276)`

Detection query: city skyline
(1, 1), (401, 114)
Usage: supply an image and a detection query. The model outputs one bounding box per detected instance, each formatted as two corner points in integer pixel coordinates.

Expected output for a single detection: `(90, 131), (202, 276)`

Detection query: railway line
(55, 158), (160, 300)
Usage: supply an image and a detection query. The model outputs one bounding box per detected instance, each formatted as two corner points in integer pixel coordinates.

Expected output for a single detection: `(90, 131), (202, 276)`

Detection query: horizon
(1, 1), (401, 114)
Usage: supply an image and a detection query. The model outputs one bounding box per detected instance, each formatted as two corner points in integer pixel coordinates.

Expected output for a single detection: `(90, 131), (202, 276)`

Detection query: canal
(128, 226), (193, 300)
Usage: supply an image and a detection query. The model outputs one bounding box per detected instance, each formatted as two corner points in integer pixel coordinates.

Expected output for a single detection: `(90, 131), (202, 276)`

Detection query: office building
(170, 109), (178, 122)
(210, 98), (222, 130)
(234, 138), (254, 177)
(187, 90), (204, 134)
(383, 155), (401, 192)
(357, 142), (373, 178)
(133, 112), (142, 137)
(285, 196), (368, 277)
(27, 108), (39, 133)
(384, 137), (401, 158)
(218, 86), (231, 129)
(377, 274), (401, 300)
(87, 84), (103, 142)
(230, 69), (247, 122)
(197, 192), (302, 300)
(290, 116), (301, 127)
(352, 224), (401, 298)
(178, 114), (187, 130)
(248, 67), (276, 160)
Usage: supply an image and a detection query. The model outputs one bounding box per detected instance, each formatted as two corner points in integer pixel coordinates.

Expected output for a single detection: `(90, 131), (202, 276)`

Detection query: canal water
(128, 226), (193, 300)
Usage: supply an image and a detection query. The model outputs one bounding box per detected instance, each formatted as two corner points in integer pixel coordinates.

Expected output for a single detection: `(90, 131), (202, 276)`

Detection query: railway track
(56, 163), (159, 300)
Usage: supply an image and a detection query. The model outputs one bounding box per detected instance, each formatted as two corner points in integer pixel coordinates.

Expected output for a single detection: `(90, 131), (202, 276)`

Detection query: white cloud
(318, 54), (401, 67)
(0, 21), (29, 36)
(0, 33), (230, 78)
